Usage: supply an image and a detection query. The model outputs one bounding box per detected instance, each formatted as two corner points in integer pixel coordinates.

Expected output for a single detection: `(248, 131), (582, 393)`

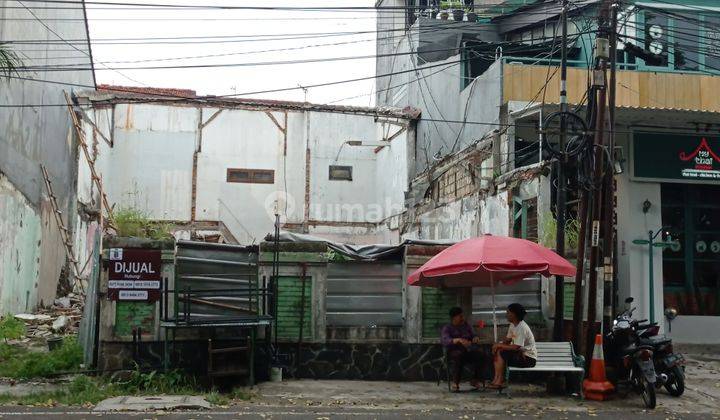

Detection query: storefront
(626, 131), (720, 342)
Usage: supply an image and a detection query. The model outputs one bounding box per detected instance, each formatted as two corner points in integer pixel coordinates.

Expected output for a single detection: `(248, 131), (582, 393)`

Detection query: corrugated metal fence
(326, 262), (403, 327)
(472, 276), (542, 326)
(175, 241), (258, 321)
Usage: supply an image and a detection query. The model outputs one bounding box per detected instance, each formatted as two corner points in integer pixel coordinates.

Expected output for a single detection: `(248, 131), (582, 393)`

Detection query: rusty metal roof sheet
(79, 87), (422, 120)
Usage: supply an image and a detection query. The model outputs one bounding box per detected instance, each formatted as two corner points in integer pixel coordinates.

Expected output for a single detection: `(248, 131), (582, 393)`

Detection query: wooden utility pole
(603, 2), (619, 330)
(585, 0), (613, 363)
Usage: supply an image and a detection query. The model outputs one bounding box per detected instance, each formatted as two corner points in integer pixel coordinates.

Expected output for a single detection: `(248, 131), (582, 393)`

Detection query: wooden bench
(505, 342), (585, 398)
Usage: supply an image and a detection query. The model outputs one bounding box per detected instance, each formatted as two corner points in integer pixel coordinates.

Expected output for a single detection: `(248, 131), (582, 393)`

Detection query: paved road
(0, 406), (715, 419)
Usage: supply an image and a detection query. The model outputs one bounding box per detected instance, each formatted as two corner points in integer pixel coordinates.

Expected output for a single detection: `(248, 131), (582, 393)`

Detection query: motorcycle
(605, 297), (658, 409)
(635, 319), (685, 397)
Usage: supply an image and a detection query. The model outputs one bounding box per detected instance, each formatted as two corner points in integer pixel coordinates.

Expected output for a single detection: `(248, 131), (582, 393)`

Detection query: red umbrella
(407, 235), (576, 339)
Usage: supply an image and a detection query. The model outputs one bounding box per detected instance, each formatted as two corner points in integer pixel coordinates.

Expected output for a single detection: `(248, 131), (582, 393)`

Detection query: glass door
(661, 184), (720, 316)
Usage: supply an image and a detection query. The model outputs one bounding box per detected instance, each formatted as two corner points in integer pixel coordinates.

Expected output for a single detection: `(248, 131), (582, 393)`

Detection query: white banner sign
(118, 290), (149, 301)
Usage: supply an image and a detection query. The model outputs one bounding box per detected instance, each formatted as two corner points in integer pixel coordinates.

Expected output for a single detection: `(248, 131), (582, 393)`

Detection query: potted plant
(452, 7), (465, 22)
(466, 8), (477, 22)
(439, 1), (449, 20)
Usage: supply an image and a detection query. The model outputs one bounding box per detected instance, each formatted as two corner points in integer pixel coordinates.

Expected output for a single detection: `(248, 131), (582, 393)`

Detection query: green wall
(276, 276), (312, 340)
(422, 288), (458, 339)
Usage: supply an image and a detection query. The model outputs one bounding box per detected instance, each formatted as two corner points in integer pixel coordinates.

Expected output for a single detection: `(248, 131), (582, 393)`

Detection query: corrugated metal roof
(516, 101), (720, 116)
(78, 88), (422, 120)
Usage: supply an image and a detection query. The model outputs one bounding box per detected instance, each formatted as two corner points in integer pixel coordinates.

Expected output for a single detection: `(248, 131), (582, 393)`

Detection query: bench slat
(509, 367), (583, 372)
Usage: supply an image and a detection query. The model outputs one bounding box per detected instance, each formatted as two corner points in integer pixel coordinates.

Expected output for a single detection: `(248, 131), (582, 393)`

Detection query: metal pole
(491, 272), (498, 342)
(296, 264), (307, 371)
(648, 230), (655, 324)
(553, 0), (569, 342)
(572, 191), (588, 353)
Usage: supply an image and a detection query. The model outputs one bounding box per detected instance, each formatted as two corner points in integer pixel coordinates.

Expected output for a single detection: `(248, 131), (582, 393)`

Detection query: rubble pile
(13, 294), (84, 340)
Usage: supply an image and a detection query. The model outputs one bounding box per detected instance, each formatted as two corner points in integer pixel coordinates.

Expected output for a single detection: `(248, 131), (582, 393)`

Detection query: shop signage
(107, 248), (161, 301)
(633, 132), (720, 182)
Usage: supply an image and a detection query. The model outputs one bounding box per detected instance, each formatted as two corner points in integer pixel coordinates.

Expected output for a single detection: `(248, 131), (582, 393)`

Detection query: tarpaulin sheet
(264, 231), (454, 261)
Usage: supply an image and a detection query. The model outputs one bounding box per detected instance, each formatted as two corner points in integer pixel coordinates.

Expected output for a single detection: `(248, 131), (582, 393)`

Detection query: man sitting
(489, 303), (537, 389)
(441, 307), (484, 392)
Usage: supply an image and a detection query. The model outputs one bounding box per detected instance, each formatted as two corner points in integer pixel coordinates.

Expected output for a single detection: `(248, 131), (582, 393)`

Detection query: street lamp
(632, 227), (678, 324)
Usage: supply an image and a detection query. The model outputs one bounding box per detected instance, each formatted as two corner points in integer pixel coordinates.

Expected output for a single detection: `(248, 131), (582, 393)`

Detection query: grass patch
(113, 208), (173, 239)
(0, 316), (25, 342)
(0, 376), (117, 407)
(0, 369), (254, 407)
(0, 337), (83, 379)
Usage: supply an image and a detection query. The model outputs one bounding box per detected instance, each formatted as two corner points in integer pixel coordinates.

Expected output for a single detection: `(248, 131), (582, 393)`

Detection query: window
(226, 168), (274, 184)
(705, 15), (720, 71)
(644, 12), (669, 67)
(329, 165), (353, 181)
(661, 184), (720, 316)
(637, 11), (720, 74)
(673, 13), (699, 71)
(512, 195), (538, 242)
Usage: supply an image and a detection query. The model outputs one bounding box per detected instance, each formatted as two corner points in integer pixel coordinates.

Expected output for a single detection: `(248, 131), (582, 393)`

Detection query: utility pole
(553, 0), (569, 342)
(585, 0), (612, 363)
(603, 2), (619, 331)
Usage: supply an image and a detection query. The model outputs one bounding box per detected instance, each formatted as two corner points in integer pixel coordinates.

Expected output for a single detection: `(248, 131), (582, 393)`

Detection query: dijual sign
(633, 132), (720, 181)
(107, 248), (162, 301)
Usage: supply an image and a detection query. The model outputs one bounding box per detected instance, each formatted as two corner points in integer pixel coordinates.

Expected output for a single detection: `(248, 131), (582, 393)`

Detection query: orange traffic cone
(582, 334), (615, 401)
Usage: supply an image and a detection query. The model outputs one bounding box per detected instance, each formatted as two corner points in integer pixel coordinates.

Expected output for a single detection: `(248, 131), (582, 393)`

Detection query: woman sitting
(489, 303), (537, 389)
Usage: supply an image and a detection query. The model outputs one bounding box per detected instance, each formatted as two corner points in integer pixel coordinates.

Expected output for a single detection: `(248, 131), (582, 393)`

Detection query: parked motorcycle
(635, 319), (685, 397)
(605, 297), (658, 409)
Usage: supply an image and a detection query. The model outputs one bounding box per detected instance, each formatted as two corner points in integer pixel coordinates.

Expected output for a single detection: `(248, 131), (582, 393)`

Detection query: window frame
(226, 168), (275, 184)
(328, 165), (353, 181)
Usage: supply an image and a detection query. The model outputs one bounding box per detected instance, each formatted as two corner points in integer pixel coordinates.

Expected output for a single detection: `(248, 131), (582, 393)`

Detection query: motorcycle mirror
(625, 297), (634, 304)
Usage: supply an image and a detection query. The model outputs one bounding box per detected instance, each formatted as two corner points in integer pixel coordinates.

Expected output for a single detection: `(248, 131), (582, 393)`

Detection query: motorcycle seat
(639, 336), (671, 346)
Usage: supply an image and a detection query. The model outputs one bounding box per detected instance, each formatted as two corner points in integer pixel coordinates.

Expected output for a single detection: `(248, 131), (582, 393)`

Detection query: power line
(1, 23), (521, 46)
(5, 30), (597, 72)
(8, 0), (582, 13)
(12, 23), (500, 63)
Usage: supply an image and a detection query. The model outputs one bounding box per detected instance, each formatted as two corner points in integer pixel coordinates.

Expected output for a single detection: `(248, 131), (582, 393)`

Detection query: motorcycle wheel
(640, 376), (657, 409)
(664, 365), (685, 397)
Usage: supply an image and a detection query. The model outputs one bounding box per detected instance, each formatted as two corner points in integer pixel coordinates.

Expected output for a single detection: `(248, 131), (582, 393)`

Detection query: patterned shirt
(441, 322), (475, 347)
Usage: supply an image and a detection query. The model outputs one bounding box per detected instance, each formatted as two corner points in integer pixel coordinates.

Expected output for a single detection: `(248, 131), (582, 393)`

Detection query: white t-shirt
(506, 320), (537, 360)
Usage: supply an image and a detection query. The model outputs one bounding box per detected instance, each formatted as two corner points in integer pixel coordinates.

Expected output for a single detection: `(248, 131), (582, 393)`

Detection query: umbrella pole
(491, 273), (498, 342)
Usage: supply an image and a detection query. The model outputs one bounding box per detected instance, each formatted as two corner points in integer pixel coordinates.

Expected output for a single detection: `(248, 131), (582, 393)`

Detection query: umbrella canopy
(407, 235), (576, 341)
(407, 235), (576, 288)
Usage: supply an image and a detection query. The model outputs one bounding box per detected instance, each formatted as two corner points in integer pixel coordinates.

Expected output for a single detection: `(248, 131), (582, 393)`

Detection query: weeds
(540, 212), (580, 251)
(0, 316), (25, 343)
(0, 375), (117, 406)
(113, 208), (173, 239)
(115, 366), (197, 394)
(0, 337), (83, 379)
(0, 368), (253, 407)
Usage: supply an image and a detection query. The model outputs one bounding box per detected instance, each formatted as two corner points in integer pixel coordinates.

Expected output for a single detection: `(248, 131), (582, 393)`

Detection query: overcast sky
(87, 0), (378, 105)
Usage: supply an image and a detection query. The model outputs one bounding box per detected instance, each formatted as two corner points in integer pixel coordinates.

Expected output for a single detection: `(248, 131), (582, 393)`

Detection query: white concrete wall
(0, 0), (95, 312)
(615, 131), (665, 332)
(307, 112), (379, 223)
(0, 175), (42, 313)
(78, 103), (413, 246)
(110, 104), (196, 220)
